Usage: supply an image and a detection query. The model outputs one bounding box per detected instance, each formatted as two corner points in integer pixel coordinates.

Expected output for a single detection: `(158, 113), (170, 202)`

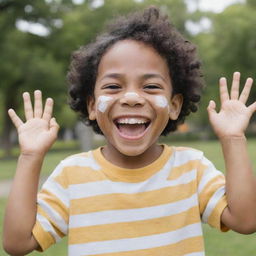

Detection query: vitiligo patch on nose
(155, 96), (168, 108)
(124, 92), (139, 98)
(97, 96), (113, 112)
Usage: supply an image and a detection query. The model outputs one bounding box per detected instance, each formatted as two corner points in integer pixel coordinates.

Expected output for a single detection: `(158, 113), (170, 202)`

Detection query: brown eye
(104, 84), (121, 90)
(144, 84), (161, 90)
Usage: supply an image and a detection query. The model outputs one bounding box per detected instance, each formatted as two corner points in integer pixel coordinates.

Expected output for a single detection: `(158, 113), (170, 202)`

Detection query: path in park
(0, 179), (12, 198)
(0, 178), (47, 198)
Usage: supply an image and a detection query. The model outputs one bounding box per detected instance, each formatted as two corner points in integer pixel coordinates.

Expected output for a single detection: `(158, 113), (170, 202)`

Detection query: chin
(116, 144), (149, 157)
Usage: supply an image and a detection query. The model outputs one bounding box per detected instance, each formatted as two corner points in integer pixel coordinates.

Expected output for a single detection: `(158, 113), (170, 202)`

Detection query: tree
(0, 0), (192, 156)
(189, 2), (256, 128)
(0, 0), (73, 156)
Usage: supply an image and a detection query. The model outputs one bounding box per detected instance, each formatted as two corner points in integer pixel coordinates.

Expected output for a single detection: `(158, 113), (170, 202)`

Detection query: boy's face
(88, 40), (182, 163)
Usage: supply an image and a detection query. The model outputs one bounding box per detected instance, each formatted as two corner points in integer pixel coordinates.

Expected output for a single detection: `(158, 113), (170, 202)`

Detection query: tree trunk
(75, 121), (94, 152)
(2, 86), (19, 157)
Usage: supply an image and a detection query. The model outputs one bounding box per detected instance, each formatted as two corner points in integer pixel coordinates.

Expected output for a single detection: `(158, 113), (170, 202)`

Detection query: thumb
(248, 101), (256, 115)
(49, 117), (59, 136)
(207, 100), (217, 116)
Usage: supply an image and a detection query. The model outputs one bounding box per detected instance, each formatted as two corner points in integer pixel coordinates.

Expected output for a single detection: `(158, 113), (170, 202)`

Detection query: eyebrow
(142, 73), (167, 83)
(99, 73), (167, 83)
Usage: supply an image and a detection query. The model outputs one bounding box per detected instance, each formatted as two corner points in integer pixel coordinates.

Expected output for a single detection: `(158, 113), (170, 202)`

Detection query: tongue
(118, 124), (146, 137)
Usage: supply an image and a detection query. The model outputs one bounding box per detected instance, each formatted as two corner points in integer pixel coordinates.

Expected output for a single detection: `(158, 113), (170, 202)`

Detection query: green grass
(0, 149), (80, 180)
(0, 198), (68, 256)
(0, 197), (256, 255)
(0, 140), (81, 180)
(166, 138), (256, 175)
(1, 139), (256, 255)
(203, 224), (256, 256)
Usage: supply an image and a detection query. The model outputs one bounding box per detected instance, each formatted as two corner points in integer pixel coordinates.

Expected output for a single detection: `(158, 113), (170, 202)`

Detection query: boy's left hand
(207, 72), (256, 139)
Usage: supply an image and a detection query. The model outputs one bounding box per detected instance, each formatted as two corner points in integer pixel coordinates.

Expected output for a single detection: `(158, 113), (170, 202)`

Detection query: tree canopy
(1, 0), (255, 155)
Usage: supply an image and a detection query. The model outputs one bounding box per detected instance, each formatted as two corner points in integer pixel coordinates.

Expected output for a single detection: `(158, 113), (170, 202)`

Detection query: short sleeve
(32, 161), (69, 251)
(197, 155), (228, 232)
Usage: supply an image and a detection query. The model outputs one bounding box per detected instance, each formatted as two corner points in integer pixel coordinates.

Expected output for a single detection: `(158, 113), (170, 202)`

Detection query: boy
(3, 6), (256, 256)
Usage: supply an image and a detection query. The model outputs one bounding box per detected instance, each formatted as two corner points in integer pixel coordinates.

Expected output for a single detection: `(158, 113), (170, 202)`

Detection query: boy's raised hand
(8, 90), (59, 156)
(207, 72), (256, 139)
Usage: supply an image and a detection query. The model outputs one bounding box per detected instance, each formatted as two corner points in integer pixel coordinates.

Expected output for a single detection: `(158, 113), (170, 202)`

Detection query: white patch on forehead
(124, 92), (139, 98)
(97, 96), (113, 113)
(155, 95), (169, 108)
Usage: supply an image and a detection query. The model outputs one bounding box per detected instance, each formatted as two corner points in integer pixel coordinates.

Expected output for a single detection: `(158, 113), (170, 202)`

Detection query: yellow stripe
(38, 189), (69, 223)
(32, 221), (55, 251)
(199, 175), (225, 214)
(208, 196), (228, 231)
(54, 166), (107, 188)
(168, 160), (207, 180)
(69, 206), (200, 244)
(82, 236), (203, 256)
(37, 206), (66, 238)
(70, 180), (197, 215)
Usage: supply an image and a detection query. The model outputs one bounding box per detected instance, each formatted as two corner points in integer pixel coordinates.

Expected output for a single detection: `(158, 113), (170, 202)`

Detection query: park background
(0, 0), (256, 255)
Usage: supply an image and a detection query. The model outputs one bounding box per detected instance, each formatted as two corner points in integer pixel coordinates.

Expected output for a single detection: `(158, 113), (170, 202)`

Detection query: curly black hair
(67, 6), (204, 135)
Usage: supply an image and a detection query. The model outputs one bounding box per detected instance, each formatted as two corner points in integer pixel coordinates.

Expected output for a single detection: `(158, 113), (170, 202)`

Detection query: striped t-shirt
(32, 144), (228, 256)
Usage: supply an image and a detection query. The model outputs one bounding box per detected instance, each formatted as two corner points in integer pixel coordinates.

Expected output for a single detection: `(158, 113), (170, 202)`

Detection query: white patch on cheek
(124, 92), (139, 98)
(155, 95), (169, 108)
(97, 96), (113, 113)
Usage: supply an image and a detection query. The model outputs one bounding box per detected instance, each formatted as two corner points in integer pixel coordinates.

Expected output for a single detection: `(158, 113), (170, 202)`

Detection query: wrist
(19, 152), (45, 163)
(218, 134), (246, 142)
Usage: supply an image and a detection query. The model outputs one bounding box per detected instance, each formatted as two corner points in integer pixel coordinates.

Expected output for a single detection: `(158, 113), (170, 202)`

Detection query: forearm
(3, 153), (44, 253)
(221, 136), (256, 231)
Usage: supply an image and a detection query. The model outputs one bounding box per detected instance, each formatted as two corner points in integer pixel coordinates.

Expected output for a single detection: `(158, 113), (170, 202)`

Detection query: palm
(18, 118), (55, 153)
(208, 72), (256, 138)
(8, 91), (59, 155)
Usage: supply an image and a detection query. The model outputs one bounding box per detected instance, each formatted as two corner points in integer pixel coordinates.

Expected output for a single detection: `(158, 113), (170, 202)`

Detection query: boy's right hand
(8, 90), (59, 156)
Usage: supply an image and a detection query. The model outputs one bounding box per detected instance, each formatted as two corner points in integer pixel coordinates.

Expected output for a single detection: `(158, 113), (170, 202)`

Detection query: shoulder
(52, 149), (101, 176)
(61, 150), (97, 165)
(171, 146), (204, 161)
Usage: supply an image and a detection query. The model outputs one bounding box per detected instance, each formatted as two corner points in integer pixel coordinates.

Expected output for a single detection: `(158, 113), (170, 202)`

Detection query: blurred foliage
(0, 0), (255, 156)
(192, 2), (256, 126)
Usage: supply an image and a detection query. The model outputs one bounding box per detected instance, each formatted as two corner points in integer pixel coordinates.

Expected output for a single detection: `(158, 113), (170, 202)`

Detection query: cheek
(97, 96), (114, 113)
(153, 96), (170, 113)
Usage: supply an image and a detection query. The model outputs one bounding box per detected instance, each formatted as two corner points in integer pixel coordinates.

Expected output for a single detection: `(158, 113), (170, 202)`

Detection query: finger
(239, 78), (253, 104)
(49, 117), (59, 137)
(207, 100), (218, 123)
(8, 109), (23, 129)
(23, 92), (33, 120)
(34, 90), (43, 118)
(230, 72), (240, 100)
(248, 101), (256, 115)
(42, 98), (54, 122)
(219, 77), (229, 104)
(207, 100), (217, 114)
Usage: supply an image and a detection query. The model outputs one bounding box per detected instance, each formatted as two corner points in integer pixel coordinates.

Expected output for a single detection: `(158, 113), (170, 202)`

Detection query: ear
(169, 94), (183, 120)
(87, 96), (96, 120)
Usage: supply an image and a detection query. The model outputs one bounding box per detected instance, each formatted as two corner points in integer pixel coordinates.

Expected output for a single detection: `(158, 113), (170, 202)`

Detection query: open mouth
(114, 117), (151, 139)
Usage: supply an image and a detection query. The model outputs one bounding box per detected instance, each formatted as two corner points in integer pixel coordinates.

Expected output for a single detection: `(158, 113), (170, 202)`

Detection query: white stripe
(198, 170), (224, 194)
(172, 148), (203, 166)
(184, 252), (204, 256)
(69, 169), (197, 199)
(41, 179), (69, 207)
(69, 193), (198, 228)
(202, 186), (226, 223)
(62, 153), (101, 170)
(68, 222), (203, 256)
(37, 213), (61, 243)
(198, 156), (224, 194)
(38, 198), (68, 234)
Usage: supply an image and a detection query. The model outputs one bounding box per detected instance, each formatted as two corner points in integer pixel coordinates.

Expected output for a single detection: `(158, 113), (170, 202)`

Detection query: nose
(119, 92), (146, 106)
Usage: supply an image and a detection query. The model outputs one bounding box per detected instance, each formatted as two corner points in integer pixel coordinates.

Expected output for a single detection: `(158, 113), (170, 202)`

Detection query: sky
(17, 0), (245, 36)
(186, 0), (245, 13)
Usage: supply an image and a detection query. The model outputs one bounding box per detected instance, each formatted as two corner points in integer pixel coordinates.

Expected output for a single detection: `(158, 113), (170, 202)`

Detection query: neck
(101, 143), (163, 169)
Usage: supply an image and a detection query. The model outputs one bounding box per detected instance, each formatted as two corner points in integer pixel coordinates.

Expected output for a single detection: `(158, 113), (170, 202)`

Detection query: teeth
(116, 117), (148, 124)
